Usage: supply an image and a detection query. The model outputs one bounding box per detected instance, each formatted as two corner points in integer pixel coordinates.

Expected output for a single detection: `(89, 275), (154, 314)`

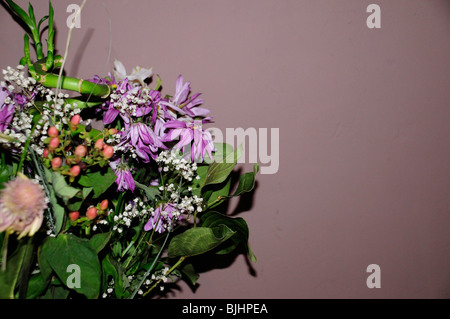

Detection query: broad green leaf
(203, 178), (232, 207)
(203, 145), (242, 187)
(51, 171), (80, 202)
(135, 181), (160, 201)
(101, 254), (127, 298)
(201, 211), (257, 262)
(168, 225), (235, 258)
(39, 233), (101, 299)
(191, 165), (208, 197)
(25, 273), (48, 299)
(203, 143), (234, 164)
(207, 163), (259, 209)
(0, 238), (28, 299)
(90, 232), (111, 253)
(78, 168), (116, 198)
(180, 263), (199, 287)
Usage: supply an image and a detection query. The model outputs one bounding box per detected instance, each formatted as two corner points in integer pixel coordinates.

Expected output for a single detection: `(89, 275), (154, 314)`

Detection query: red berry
(86, 207), (98, 220)
(51, 157), (62, 169)
(94, 138), (104, 150)
(74, 145), (87, 158)
(99, 199), (108, 211)
(43, 148), (49, 158)
(70, 165), (81, 177)
(69, 211), (79, 221)
(49, 137), (60, 149)
(70, 114), (81, 125)
(102, 145), (114, 159)
(48, 126), (59, 137)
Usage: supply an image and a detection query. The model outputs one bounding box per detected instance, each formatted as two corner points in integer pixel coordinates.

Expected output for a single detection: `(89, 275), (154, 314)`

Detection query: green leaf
(168, 225), (236, 259)
(39, 233), (101, 299)
(0, 238), (28, 299)
(78, 168), (116, 198)
(52, 171), (80, 203)
(6, 0), (34, 29)
(180, 263), (199, 287)
(203, 145), (242, 187)
(201, 211), (257, 262)
(101, 254), (127, 298)
(25, 273), (48, 299)
(203, 178), (232, 208)
(134, 181), (160, 201)
(90, 232), (111, 254)
(207, 163), (259, 209)
(203, 143), (234, 164)
(191, 165), (208, 197)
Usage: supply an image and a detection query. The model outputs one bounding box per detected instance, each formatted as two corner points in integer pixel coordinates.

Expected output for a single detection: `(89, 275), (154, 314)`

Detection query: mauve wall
(1, 0), (449, 298)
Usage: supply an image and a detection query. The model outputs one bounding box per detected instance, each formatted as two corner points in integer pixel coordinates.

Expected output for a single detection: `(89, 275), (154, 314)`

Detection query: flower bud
(70, 114), (81, 125)
(43, 148), (49, 158)
(49, 137), (60, 149)
(51, 157), (62, 169)
(99, 199), (108, 211)
(109, 128), (118, 135)
(69, 211), (79, 221)
(86, 207), (98, 220)
(48, 126), (59, 137)
(74, 145), (87, 158)
(70, 165), (81, 177)
(102, 145), (114, 159)
(94, 138), (104, 150)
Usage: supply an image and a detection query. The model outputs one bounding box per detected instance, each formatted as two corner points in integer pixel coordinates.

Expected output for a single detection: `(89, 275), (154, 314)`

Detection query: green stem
(35, 73), (110, 98)
(1, 232), (10, 271)
(16, 117), (40, 175)
(129, 230), (171, 299)
(143, 256), (186, 297)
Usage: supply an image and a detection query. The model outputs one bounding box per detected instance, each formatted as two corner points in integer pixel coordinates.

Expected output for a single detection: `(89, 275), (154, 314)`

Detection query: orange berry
(74, 145), (87, 157)
(86, 207), (98, 220)
(70, 165), (81, 177)
(99, 199), (108, 211)
(94, 138), (104, 150)
(102, 145), (114, 159)
(51, 157), (62, 169)
(49, 137), (60, 149)
(70, 114), (81, 125)
(48, 126), (59, 137)
(69, 211), (79, 221)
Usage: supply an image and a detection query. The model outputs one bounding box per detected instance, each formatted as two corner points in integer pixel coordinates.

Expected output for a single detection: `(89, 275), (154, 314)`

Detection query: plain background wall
(1, 0), (449, 298)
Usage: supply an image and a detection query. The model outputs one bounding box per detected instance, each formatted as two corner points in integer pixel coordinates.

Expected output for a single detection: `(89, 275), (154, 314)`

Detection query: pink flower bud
(102, 145), (114, 159)
(74, 145), (87, 158)
(51, 157), (62, 169)
(94, 138), (104, 150)
(70, 165), (81, 177)
(48, 126), (59, 137)
(70, 114), (81, 125)
(49, 137), (60, 149)
(69, 211), (79, 221)
(99, 199), (108, 211)
(86, 207), (98, 220)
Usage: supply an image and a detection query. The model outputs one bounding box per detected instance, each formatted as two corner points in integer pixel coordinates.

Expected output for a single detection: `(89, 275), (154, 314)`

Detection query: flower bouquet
(0, 0), (257, 299)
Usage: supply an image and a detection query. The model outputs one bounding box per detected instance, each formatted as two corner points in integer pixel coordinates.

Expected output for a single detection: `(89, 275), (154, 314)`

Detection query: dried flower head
(0, 174), (47, 238)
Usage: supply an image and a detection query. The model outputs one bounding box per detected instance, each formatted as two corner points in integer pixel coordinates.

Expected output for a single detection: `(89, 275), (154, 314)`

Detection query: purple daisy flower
(159, 75), (209, 118)
(144, 202), (180, 234)
(0, 87), (15, 132)
(110, 158), (135, 192)
(117, 122), (167, 162)
(163, 119), (215, 162)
